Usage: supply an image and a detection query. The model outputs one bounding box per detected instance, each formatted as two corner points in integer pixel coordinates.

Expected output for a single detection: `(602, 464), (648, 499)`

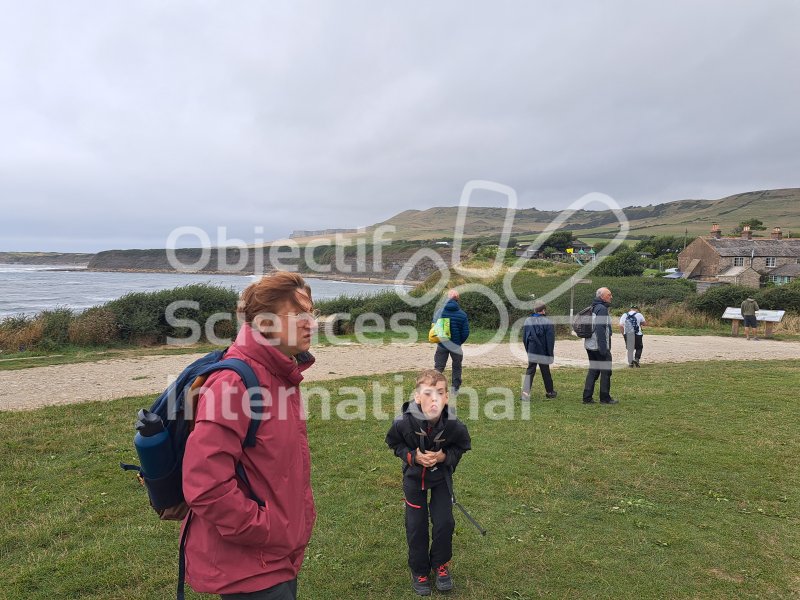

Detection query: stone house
(678, 224), (800, 289)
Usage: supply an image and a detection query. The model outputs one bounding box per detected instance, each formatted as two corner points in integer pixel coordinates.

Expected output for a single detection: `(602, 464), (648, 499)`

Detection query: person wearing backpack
(521, 300), (557, 401)
(583, 287), (617, 405)
(432, 290), (470, 394)
(181, 272), (318, 599)
(619, 304), (646, 367)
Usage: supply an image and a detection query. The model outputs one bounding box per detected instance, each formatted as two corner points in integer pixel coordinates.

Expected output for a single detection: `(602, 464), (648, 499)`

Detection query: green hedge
(316, 273), (699, 331)
(691, 281), (800, 317)
(104, 284), (239, 342)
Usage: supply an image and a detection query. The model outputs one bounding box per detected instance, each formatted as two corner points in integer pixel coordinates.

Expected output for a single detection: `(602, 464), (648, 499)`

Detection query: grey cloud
(2, 0), (799, 252)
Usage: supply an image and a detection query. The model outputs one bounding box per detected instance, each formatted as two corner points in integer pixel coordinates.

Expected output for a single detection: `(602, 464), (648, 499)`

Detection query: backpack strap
(195, 358), (264, 447)
(175, 358), (266, 600)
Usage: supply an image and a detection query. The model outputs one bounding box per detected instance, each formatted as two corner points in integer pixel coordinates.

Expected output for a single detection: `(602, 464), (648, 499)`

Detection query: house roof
(706, 238), (800, 258)
(768, 263), (800, 277)
(718, 266), (751, 277)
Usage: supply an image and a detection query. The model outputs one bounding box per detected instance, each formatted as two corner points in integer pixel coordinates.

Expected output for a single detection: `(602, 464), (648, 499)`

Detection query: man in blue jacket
(432, 290), (470, 393)
(521, 300), (557, 401)
(583, 287), (617, 404)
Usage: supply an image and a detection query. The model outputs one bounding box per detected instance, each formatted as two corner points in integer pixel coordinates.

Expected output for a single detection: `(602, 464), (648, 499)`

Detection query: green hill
(365, 188), (800, 241)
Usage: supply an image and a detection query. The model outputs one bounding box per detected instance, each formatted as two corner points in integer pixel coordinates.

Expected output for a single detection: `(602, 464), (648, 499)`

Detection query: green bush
(689, 285), (754, 317)
(759, 284), (800, 312)
(37, 307), (74, 349)
(104, 284), (239, 343)
(592, 247), (646, 276)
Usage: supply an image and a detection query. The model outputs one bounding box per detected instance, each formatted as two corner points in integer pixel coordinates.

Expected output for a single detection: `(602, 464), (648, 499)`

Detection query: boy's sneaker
(434, 563), (454, 592)
(545, 390), (558, 399)
(411, 573), (432, 596)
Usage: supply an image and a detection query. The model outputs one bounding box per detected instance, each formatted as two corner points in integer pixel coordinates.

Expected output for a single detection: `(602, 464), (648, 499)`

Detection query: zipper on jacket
(421, 467), (426, 490)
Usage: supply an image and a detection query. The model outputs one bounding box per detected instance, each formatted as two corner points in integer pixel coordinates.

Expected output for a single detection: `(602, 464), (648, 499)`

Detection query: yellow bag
(428, 324), (440, 343)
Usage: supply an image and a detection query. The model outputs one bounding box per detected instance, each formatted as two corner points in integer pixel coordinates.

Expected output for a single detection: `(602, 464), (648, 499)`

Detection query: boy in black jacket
(386, 369), (472, 596)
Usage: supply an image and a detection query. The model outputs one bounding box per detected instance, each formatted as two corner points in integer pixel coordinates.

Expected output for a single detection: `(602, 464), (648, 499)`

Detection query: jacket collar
(402, 400), (452, 430)
(232, 324), (315, 386)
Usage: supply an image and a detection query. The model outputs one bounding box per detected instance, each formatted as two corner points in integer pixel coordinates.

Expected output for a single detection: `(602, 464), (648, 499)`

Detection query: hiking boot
(434, 563), (453, 592)
(600, 398), (619, 405)
(411, 573), (432, 596)
(545, 391), (558, 399)
(583, 398), (596, 404)
(628, 363), (635, 368)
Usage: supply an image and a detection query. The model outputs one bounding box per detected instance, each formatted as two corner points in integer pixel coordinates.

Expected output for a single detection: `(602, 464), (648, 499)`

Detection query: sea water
(0, 265), (406, 317)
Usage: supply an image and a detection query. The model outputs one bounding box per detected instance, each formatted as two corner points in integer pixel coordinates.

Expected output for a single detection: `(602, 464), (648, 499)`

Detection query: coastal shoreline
(84, 267), (421, 285)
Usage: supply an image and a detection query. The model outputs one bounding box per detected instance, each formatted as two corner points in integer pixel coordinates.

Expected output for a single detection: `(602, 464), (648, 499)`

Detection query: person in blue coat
(521, 300), (557, 401)
(432, 290), (470, 393)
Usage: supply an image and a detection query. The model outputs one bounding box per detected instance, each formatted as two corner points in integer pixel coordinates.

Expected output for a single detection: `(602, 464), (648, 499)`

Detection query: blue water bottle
(134, 409), (175, 480)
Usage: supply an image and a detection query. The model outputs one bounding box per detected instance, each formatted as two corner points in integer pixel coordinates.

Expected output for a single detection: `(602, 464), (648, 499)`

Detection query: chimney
(771, 227), (783, 240)
(741, 225), (752, 240)
(710, 223), (722, 239)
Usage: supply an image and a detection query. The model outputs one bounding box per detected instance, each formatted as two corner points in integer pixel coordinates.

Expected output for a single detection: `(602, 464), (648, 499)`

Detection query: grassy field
(1, 361), (799, 599)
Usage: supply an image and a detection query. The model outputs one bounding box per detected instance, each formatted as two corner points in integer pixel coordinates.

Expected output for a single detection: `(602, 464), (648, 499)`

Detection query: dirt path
(1, 336), (798, 411)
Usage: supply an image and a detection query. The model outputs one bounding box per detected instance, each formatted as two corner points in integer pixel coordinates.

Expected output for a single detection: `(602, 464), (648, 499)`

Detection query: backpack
(433, 317), (451, 341)
(625, 311), (640, 335)
(572, 305), (594, 338)
(120, 349), (266, 600)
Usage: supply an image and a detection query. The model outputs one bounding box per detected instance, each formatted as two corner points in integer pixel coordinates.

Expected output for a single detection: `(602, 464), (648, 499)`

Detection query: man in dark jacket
(432, 290), (470, 393)
(583, 287), (617, 404)
(521, 300), (557, 400)
(386, 369), (472, 595)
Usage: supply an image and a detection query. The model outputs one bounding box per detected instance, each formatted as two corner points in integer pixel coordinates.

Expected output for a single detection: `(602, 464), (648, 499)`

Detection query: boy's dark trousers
(403, 477), (455, 575)
(523, 362), (554, 395)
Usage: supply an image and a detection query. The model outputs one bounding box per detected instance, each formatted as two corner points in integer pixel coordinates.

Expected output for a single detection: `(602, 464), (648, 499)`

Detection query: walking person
(619, 304), (646, 367)
(741, 296), (760, 340)
(181, 272), (318, 599)
(583, 287), (617, 405)
(432, 290), (470, 393)
(521, 300), (557, 401)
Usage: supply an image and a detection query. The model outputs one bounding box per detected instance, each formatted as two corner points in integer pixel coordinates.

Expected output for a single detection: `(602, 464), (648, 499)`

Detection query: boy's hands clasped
(415, 449), (445, 467)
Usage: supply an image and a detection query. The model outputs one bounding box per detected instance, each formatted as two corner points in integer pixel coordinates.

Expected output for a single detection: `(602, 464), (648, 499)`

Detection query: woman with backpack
(181, 272), (318, 600)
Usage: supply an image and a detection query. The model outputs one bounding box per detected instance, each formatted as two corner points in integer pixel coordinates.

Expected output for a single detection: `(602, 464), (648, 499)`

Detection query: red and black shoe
(411, 572), (431, 596)
(434, 562), (453, 592)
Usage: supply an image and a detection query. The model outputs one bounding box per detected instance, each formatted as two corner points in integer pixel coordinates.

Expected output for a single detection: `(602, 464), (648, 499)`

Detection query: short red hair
(237, 271), (311, 324)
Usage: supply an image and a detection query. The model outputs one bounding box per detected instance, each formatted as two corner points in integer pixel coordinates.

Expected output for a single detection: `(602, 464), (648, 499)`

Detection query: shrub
(689, 285), (754, 317)
(68, 307), (119, 346)
(37, 307), (74, 349)
(104, 284), (239, 343)
(592, 247), (646, 276)
(759, 284), (800, 312)
(0, 314), (44, 352)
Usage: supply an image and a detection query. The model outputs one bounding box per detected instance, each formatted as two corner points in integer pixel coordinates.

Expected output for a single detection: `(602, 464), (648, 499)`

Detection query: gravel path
(1, 336), (798, 411)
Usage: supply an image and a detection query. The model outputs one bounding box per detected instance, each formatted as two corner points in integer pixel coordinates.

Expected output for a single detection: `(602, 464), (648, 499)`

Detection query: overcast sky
(2, 1), (799, 252)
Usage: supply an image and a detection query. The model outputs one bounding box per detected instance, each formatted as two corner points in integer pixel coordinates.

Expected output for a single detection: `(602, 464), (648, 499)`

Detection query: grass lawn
(1, 361), (799, 599)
